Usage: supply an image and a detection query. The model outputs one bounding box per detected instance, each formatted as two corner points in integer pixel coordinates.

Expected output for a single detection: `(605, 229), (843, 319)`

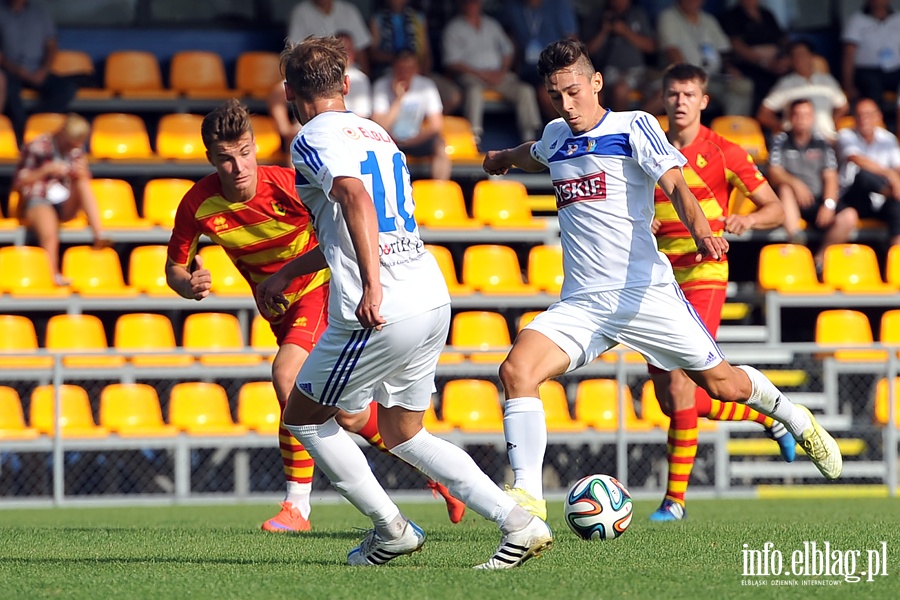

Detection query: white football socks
(503, 397), (547, 499)
(391, 428), (518, 525)
(284, 481), (312, 519)
(737, 365), (812, 437)
(284, 418), (401, 537)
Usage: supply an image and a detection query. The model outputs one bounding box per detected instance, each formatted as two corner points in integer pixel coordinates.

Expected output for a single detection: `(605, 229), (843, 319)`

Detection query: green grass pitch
(0, 497), (897, 599)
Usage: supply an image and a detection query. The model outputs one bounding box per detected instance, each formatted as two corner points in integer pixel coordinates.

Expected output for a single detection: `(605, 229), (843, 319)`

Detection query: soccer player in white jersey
(483, 39), (843, 520)
(256, 35), (552, 569)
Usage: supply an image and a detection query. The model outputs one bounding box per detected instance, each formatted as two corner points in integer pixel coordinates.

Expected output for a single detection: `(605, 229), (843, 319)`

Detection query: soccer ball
(564, 474), (633, 540)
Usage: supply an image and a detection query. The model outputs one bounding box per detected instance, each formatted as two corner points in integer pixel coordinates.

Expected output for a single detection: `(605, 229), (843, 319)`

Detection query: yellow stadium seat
(517, 310), (542, 332)
(440, 379), (503, 432)
(170, 51), (237, 98)
(237, 381), (281, 434)
(873, 377), (900, 427)
(880, 310), (900, 358)
(758, 244), (834, 293)
(100, 383), (178, 436)
(540, 380), (585, 431)
(250, 315), (278, 361)
(422, 399), (453, 434)
(575, 379), (650, 431)
(599, 344), (646, 364)
(24, 113), (65, 144)
(411, 179), (480, 228)
(46, 314), (125, 368)
(462, 244), (536, 294)
(250, 114), (282, 160)
(62, 246), (137, 297)
(30, 384), (109, 437)
(0, 387), (39, 439)
(143, 178), (194, 228)
(156, 114), (207, 160)
(425, 244), (472, 295)
(471, 180), (544, 228)
(90, 114), (155, 160)
(0, 193), (20, 228)
(886, 245), (900, 288)
(441, 115), (481, 161)
(0, 315), (52, 369)
(104, 51), (177, 98)
(51, 49), (94, 77)
(183, 312), (261, 366)
(640, 380), (671, 428)
(129, 245), (177, 296)
(235, 51), (283, 98)
(0, 114), (19, 160)
(655, 114), (669, 131)
(0, 246), (69, 297)
(114, 313), (192, 367)
(816, 309), (885, 362)
(89, 178), (152, 227)
(527, 245), (564, 294)
(169, 382), (247, 435)
(450, 311), (511, 363)
(711, 115), (768, 163)
(823, 244), (894, 293)
(197, 245), (252, 296)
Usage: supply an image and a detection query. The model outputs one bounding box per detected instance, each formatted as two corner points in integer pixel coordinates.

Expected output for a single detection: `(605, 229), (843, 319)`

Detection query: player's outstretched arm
(331, 176), (387, 331)
(483, 142), (545, 176)
(165, 255), (211, 301)
(657, 167), (728, 261)
(256, 246), (327, 316)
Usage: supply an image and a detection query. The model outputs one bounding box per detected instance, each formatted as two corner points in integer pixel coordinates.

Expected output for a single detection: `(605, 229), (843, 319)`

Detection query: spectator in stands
(837, 98), (900, 248)
(502, 0), (579, 121)
(372, 49), (451, 180)
(584, 0), (656, 112)
(841, 0), (900, 103)
(767, 99), (845, 256)
(719, 0), (789, 112)
(369, 0), (460, 114)
(287, 0), (371, 73)
(268, 31), (371, 156)
(11, 113), (105, 286)
(0, 0), (79, 145)
(442, 0), (542, 146)
(657, 0), (753, 117)
(757, 40), (849, 141)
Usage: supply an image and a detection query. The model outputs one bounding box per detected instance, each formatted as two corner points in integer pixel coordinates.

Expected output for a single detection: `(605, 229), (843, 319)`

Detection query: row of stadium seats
(0, 243), (562, 297)
(759, 243), (900, 293)
(815, 309), (900, 362)
(0, 112), (281, 161)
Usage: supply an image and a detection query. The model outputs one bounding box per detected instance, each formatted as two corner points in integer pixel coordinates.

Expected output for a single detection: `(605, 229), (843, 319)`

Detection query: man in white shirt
(257, 35), (552, 570)
(288, 0), (371, 73)
(837, 98), (900, 247)
(657, 0), (753, 116)
(757, 40), (849, 141)
(442, 0), (542, 144)
(841, 0), (900, 103)
(372, 49), (450, 180)
(482, 38), (842, 521)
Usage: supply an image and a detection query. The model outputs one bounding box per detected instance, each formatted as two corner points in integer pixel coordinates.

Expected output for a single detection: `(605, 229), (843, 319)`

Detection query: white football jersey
(292, 111), (450, 329)
(530, 111), (687, 297)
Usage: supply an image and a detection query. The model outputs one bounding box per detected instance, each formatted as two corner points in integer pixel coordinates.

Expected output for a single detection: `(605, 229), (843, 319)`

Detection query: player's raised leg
(696, 390), (795, 462)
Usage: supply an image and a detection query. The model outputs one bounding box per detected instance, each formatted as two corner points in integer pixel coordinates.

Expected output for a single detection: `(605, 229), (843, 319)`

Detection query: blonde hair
(60, 113), (90, 141)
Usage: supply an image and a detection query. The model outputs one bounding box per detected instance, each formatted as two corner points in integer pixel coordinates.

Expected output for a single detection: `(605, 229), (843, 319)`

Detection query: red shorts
(270, 284), (329, 352)
(647, 285), (726, 374)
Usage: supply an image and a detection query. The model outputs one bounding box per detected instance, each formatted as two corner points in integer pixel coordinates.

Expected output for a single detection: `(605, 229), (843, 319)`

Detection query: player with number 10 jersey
(291, 111), (449, 329)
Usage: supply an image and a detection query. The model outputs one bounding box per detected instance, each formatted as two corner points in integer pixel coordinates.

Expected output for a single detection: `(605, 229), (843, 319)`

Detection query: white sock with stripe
(284, 417), (400, 533)
(737, 365), (812, 437)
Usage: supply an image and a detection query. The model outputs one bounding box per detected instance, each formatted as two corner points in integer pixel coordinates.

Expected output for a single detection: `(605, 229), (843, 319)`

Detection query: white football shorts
(524, 282), (724, 372)
(294, 304), (450, 413)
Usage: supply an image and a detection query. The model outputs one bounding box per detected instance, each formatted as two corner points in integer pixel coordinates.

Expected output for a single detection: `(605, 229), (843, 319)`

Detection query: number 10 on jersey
(360, 150), (417, 233)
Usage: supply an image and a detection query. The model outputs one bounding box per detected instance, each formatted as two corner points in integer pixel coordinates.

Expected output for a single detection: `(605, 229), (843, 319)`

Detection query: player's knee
(499, 357), (535, 395)
(335, 409), (366, 433)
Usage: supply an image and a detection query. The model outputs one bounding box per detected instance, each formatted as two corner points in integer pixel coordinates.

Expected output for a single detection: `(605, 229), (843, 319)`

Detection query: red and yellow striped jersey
(654, 126), (766, 291)
(167, 165), (328, 322)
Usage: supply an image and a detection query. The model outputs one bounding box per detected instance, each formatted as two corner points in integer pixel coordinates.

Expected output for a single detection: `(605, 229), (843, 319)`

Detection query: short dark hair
(201, 98), (253, 151)
(788, 39), (815, 54)
(393, 47), (418, 63)
(537, 39), (595, 81)
(788, 98), (813, 113)
(281, 35), (348, 102)
(662, 63), (709, 94)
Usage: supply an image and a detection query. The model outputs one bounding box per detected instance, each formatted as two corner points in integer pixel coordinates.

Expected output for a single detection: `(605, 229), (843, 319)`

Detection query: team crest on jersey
(586, 138), (597, 152)
(271, 201), (286, 216)
(212, 216), (228, 231)
(342, 127), (360, 139)
(696, 154), (708, 168)
(566, 143), (579, 156)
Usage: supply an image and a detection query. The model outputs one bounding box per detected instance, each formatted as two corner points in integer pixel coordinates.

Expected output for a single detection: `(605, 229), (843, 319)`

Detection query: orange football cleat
(261, 502), (311, 532)
(427, 480), (466, 524)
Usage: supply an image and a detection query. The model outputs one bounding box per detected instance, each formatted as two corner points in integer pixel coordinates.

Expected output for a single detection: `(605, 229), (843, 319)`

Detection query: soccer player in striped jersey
(166, 99), (463, 532)
(258, 35), (551, 569)
(649, 63), (794, 522)
(483, 39), (842, 522)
